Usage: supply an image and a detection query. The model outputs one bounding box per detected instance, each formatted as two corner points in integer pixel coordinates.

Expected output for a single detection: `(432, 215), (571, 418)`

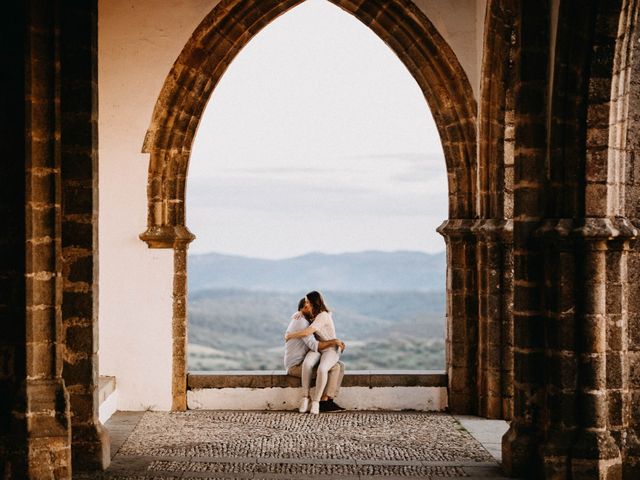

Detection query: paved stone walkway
(76, 411), (515, 479)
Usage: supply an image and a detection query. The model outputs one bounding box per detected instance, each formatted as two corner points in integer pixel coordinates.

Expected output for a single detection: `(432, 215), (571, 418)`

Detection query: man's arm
(288, 315), (320, 352)
(300, 332), (319, 352)
(285, 324), (316, 341)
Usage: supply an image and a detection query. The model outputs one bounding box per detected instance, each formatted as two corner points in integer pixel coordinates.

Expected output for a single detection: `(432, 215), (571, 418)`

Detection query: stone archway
(501, 0), (640, 477)
(140, 0), (477, 410)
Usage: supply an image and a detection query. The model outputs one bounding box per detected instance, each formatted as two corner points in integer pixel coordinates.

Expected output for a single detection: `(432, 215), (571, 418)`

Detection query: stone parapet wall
(187, 371), (448, 411)
(188, 370), (447, 389)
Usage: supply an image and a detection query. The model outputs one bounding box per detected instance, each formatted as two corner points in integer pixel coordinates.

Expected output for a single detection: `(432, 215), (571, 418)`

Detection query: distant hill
(188, 288), (446, 371)
(187, 250), (447, 371)
(188, 250), (446, 292)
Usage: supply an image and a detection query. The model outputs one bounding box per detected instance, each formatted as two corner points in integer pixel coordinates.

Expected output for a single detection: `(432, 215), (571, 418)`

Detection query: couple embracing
(284, 291), (346, 414)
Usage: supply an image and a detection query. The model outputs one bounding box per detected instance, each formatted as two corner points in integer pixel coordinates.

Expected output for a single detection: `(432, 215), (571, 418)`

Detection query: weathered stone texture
(22, 0), (75, 477)
(59, 0), (110, 471)
(0, 1), (28, 476)
(5, 0), (640, 478)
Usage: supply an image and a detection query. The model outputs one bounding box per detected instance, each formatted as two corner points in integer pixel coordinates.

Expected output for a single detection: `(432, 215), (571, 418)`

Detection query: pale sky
(187, 0), (447, 259)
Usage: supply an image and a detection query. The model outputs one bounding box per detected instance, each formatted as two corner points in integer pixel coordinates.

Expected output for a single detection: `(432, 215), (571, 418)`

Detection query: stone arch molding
(140, 0), (478, 249)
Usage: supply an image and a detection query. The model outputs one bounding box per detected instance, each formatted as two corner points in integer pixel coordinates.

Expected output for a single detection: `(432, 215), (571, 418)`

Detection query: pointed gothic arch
(139, 0), (477, 409)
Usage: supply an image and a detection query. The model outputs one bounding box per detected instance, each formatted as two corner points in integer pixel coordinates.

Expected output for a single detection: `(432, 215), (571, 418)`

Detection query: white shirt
(283, 312), (318, 371)
(308, 311), (336, 341)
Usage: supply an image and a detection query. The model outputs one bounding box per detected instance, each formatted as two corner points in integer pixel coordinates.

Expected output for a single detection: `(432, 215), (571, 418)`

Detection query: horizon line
(188, 248), (447, 261)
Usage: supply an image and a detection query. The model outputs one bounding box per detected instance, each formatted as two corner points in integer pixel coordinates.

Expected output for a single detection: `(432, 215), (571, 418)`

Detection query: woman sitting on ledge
(285, 291), (344, 414)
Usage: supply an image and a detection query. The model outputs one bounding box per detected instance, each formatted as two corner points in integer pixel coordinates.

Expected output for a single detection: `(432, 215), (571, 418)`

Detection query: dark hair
(305, 291), (329, 318)
(297, 297), (306, 311)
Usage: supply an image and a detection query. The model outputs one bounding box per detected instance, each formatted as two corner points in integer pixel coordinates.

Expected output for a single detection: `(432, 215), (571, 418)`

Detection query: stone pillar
(502, 1), (550, 476)
(0, 0), (28, 475)
(59, 0), (109, 471)
(500, 233), (515, 420)
(605, 240), (629, 452)
(22, 1), (72, 477)
(172, 246), (189, 411)
(625, 226), (640, 479)
(139, 226), (193, 412)
(537, 219), (577, 478)
(172, 170), (194, 411)
(473, 219), (513, 419)
(503, 212), (546, 477)
(438, 219), (478, 414)
(569, 218), (632, 480)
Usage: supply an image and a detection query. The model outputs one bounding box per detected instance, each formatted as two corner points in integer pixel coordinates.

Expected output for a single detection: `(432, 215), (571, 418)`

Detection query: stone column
(569, 218), (632, 480)
(625, 224), (640, 478)
(23, 1), (72, 477)
(438, 219), (478, 414)
(604, 239), (629, 451)
(500, 232), (515, 420)
(537, 218), (577, 478)
(139, 226), (194, 412)
(172, 245), (189, 411)
(0, 0), (28, 474)
(502, 212), (546, 477)
(502, 1), (550, 475)
(59, 0), (110, 471)
(473, 219), (513, 419)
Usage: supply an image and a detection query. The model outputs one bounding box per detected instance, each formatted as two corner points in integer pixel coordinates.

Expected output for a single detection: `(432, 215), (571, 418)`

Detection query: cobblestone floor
(75, 411), (515, 479)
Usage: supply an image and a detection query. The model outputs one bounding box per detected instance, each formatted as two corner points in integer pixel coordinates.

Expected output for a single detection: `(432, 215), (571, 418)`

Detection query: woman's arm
(319, 339), (346, 352)
(285, 324), (317, 341)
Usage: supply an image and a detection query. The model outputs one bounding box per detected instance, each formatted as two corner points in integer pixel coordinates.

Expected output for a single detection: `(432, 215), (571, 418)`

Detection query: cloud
(182, 0), (448, 258)
(202, 166), (332, 175)
(341, 152), (446, 166)
(187, 174), (447, 218)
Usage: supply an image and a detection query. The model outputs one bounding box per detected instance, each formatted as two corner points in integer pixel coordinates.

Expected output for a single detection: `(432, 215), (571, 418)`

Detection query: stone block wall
(3, 0), (640, 478)
(0, 1), (28, 475)
(22, 1), (73, 476)
(59, 0), (110, 471)
(0, 1), (108, 477)
(501, 0), (640, 478)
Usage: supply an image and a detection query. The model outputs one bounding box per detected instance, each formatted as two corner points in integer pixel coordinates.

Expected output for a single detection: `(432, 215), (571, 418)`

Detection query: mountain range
(188, 250), (446, 292)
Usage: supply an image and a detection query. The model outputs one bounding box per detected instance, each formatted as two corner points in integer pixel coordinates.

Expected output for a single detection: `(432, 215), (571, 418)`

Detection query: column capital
(437, 218), (477, 239)
(535, 218), (574, 239)
(534, 216), (637, 242)
(572, 216), (637, 241)
(471, 218), (513, 242)
(139, 225), (196, 249)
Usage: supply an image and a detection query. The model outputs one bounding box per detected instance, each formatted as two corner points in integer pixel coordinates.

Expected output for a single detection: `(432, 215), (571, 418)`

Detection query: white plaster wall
(99, 388), (118, 424)
(188, 386), (448, 411)
(98, 0), (219, 411)
(97, 0), (482, 411)
(413, 0), (486, 100)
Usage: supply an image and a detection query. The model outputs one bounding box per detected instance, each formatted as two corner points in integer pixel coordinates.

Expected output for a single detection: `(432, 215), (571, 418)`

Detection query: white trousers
(305, 348), (341, 402)
(288, 349), (343, 399)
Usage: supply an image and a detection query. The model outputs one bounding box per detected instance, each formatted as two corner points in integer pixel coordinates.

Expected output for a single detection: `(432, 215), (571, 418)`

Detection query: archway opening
(140, 0), (477, 410)
(185, 0), (447, 372)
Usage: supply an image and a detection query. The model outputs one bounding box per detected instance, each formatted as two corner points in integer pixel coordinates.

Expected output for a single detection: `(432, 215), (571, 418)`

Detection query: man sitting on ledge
(284, 298), (345, 413)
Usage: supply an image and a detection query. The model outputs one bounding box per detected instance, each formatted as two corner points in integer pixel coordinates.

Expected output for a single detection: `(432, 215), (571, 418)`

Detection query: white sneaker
(298, 397), (309, 413)
(310, 401), (320, 415)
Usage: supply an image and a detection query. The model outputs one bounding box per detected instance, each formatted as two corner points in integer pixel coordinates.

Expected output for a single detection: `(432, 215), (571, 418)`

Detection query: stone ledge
(187, 370), (447, 389)
(99, 375), (116, 405)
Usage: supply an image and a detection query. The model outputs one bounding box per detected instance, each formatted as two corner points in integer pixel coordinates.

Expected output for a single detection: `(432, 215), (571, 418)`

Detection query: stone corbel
(139, 225), (196, 249)
(436, 218), (478, 240)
